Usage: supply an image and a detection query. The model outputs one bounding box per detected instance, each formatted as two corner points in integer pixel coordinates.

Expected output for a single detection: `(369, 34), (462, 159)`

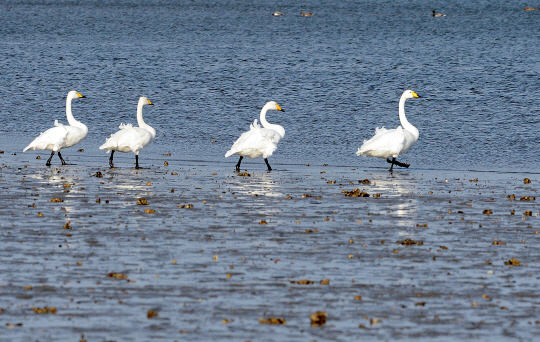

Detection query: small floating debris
(137, 198), (149, 205)
(164, 161), (169, 166)
(144, 208), (156, 214)
(524, 178), (531, 184)
(63, 221), (72, 230)
(398, 238), (423, 246)
(94, 171), (103, 178)
(327, 180), (336, 184)
(290, 279), (313, 285)
(482, 209), (493, 215)
(508, 194), (516, 200)
(77, 149), (84, 152)
(520, 196), (535, 201)
(36, 156), (41, 159)
(320, 279), (330, 285)
(523, 211), (532, 216)
(505, 258), (521, 266)
(107, 272), (127, 279)
(493, 241), (506, 245)
(179, 204), (193, 208)
(32, 307), (57, 314)
(301, 12), (314, 16)
(259, 220), (268, 224)
(147, 310), (159, 319)
(272, 12), (284, 16)
(50, 198), (64, 203)
(310, 311), (327, 326)
(259, 317), (286, 324)
(343, 188), (369, 197)
(237, 172), (251, 177)
(524, 7), (540, 10)
(359, 179), (371, 184)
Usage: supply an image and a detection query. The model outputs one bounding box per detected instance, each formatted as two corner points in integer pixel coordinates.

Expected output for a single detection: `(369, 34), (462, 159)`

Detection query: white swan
(225, 101), (285, 171)
(356, 90), (421, 171)
(99, 97), (155, 169)
(23, 90), (87, 166)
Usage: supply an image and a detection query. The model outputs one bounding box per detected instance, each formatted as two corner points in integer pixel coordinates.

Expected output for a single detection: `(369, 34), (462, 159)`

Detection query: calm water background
(2, 1), (540, 342)
(1, 0), (540, 171)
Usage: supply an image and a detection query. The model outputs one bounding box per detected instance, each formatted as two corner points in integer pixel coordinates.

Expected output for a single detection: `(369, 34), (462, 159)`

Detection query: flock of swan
(23, 89), (421, 172)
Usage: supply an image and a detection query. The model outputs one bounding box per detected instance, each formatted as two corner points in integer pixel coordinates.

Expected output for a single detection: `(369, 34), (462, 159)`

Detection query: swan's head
(67, 90), (85, 100)
(139, 97), (154, 106)
(403, 90), (420, 99)
(265, 101), (285, 112)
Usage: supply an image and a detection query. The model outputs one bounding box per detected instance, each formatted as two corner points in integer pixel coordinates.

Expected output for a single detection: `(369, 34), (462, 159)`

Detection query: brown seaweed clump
(259, 317), (286, 325)
(310, 311), (327, 326)
(505, 258), (520, 266)
(107, 272), (127, 279)
(520, 196), (535, 201)
(359, 179), (371, 184)
(398, 238), (423, 246)
(137, 198), (149, 205)
(343, 188), (369, 197)
(32, 307), (57, 314)
(290, 279), (313, 285)
(237, 172), (251, 177)
(147, 310), (159, 318)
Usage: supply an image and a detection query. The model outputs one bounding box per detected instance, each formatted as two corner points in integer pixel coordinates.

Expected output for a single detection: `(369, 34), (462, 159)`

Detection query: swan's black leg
(58, 151), (67, 165)
(388, 158), (395, 172)
(135, 155), (141, 169)
(109, 150), (115, 168)
(235, 156), (243, 172)
(394, 160), (410, 168)
(387, 157), (409, 171)
(46, 151), (55, 167)
(264, 158), (272, 171)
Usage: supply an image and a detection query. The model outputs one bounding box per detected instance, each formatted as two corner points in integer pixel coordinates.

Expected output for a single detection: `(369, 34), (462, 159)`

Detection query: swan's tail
(224, 149), (235, 158)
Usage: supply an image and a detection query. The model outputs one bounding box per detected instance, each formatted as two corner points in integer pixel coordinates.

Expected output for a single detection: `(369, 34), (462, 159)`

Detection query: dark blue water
(2, 0), (540, 171)
(2, 2), (540, 341)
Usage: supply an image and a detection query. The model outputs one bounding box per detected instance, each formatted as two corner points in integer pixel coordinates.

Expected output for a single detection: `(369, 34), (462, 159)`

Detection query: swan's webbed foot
(387, 157), (409, 171)
(235, 156), (243, 172)
(264, 158), (272, 171)
(58, 151), (67, 165)
(109, 151), (115, 169)
(46, 151), (55, 167)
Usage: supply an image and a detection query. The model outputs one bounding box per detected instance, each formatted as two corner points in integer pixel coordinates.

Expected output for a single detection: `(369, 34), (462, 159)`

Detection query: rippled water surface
(2, 1), (540, 341)
(1, 0), (540, 170)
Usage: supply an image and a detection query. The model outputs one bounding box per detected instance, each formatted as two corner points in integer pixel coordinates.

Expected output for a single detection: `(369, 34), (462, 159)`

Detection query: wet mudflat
(1, 151), (539, 341)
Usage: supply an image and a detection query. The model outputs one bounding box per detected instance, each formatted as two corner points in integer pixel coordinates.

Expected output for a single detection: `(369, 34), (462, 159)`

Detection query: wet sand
(1, 150), (540, 341)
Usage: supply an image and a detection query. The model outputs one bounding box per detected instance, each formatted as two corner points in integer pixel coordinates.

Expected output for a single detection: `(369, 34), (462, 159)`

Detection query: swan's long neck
(66, 95), (87, 130)
(260, 105), (285, 138)
(137, 102), (156, 138)
(399, 95), (418, 138)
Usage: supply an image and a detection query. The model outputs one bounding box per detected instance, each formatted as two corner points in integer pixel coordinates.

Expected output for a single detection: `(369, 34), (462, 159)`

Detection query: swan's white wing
(100, 126), (153, 154)
(356, 126), (408, 159)
(54, 120), (64, 127)
(23, 126), (69, 152)
(225, 120), (283, 159)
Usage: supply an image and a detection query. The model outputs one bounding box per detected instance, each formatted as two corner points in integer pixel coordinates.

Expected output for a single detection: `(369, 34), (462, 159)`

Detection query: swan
(23, 90), (87, 166)
(99, 97), (155, 169)
(432, 10), (446, 17)
(356, 90), (421, 171)
(225, 101), (285, 171)
(273, 11), (284, 16)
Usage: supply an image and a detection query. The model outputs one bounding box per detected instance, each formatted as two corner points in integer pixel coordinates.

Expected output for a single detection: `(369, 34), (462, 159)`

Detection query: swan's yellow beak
(77, 93), (86, 98)
(276, 104), (285, 112)
(411, 91), (420, 98)
(148, 100), (153, 105)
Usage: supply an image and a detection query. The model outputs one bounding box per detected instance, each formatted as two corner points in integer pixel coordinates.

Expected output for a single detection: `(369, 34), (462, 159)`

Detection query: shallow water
(1, 151), (540, 341)
(1, 1), (540, 341)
